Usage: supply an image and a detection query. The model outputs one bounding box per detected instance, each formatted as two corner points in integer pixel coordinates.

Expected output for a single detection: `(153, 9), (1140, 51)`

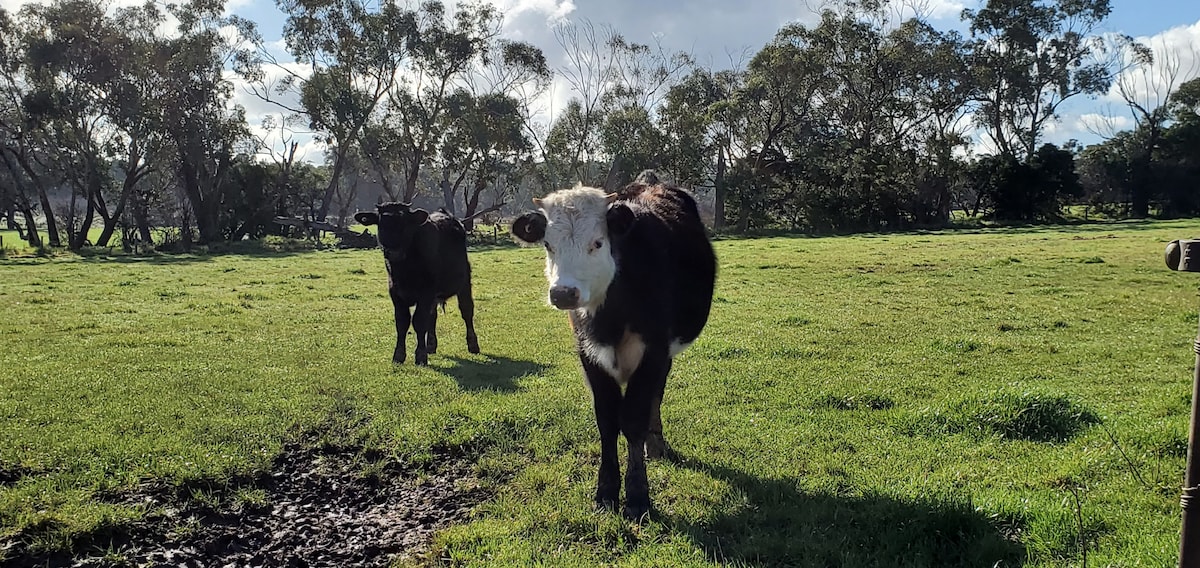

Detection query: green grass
(0, 229), (35, 256)
(3, 219), (1200, 566)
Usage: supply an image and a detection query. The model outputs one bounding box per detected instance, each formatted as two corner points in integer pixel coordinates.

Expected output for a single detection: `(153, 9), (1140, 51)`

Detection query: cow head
(511, 186), (635, 311)
(354, 202), (429, 261)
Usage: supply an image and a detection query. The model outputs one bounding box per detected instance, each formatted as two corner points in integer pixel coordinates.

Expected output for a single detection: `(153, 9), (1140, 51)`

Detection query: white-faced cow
(510, 171), (717, 518)
(355, 202), (480, 365)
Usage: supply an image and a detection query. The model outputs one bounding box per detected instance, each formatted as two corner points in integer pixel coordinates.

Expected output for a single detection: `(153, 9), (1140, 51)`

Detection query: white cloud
(1105, 20), (1200, 110)
(1075, 113), (1132, 137)
(493, 0), (575, 24)
(887, 0), (967, 22)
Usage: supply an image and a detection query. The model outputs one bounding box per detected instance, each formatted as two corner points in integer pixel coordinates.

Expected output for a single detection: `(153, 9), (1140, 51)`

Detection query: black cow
(354, 202), (480, 365)
(510, 171), (717, 518)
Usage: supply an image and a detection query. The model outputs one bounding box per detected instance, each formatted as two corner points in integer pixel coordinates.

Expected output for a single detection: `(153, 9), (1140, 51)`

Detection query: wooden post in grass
(1166, 238), (1200, 568)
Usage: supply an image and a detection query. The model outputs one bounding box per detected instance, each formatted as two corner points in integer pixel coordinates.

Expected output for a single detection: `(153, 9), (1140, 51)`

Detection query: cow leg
(583, 358), (621, 511)
(645, 359), (674, 461)
(390, 294), (412, 364)
(412, 298), (435, 366)
(427, 305), (438, 354)
(458, 284), (481, 354)
(621, 352), (670, 519)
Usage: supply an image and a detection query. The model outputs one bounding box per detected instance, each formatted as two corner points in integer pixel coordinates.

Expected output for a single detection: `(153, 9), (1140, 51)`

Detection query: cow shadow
(437, 355), (547, 392)
(661, 453), (1027, 567)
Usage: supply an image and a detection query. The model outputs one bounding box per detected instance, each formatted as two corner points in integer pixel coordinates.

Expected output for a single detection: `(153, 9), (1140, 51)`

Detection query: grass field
(2, 219), (1200, 566)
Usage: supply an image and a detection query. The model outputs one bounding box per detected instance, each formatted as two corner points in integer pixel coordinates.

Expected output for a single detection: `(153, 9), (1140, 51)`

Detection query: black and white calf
(510, 172), (717, 518)
(355, 202), (480, 365)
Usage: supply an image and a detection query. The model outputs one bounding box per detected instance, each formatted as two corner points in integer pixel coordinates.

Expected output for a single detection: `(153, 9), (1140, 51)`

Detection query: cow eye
(543, 242), (554, 254)
(590, 240), (603, 252)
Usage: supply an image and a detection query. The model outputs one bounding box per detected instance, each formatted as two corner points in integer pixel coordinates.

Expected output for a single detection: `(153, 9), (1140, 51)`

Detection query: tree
(434, 38), (550, 224)
(386, 0), (502, 203)
(1111, 38), (1198, 217)
(970, 142), (1082, 220)
(17, 0), (129, 250)
(157, 0), (256, 244)
(0, 7), (54, 247)
(726, 23), (830, 231)
(257, 0), (416, 222)
(964, 0), (1116, 161)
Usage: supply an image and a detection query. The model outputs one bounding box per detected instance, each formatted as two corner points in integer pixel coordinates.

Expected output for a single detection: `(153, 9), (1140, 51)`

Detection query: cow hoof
(467, 335), (480, 354)
(427, 338), (438, 354)
(645, 436), (676, 461)
(392, 351), (406, 364)
(595, 482), (619, 510)
(594, 497), (618, 512)
(415, 352), (429, 366)
(622, 501), (650, 521)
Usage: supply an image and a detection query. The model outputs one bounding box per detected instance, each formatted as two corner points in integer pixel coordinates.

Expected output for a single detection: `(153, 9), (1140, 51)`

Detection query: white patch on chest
(582, 328), (646, 386)
(668, 339), (692, 358)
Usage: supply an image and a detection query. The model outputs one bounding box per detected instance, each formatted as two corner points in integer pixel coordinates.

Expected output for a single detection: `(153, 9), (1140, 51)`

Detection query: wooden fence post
(1166, 238), (1200, 568)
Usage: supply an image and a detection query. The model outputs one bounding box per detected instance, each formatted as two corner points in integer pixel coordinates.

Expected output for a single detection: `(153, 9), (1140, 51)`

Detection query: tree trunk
(96, 177), (138, 248)
(316, 145), (350, 222)
(70, 178), (98, 251)
(440, 170), (456, 216)
(403, 152), (424, 203)
(462, 178), (486, 232)
(181, 204), (193, 252)
(133, 189), (153, 245)
(18, 206), (40, 247)
(38, 186), (60, 247)
(603, 154), (628, 191)
(713, 144), (727, 229)
(4, 203), (16, 230)
(177, 157), (224, 244)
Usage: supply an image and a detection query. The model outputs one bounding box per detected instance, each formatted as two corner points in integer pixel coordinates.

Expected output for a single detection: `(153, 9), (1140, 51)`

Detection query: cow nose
(549, 286), (580, 309)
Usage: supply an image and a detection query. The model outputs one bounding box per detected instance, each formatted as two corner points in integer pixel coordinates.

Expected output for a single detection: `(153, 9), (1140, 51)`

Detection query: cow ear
(511, 211), (547, 243)
(354, 211), (379, 226)
(410, 210), (429, 225)
(606, 203), (635, 237)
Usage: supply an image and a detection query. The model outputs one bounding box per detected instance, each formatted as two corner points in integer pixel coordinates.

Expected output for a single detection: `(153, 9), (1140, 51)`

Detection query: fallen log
(272, 216), (376, 249)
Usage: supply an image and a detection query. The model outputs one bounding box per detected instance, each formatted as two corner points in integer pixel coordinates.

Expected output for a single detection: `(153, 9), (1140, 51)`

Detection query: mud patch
(3, 443), (491, 567)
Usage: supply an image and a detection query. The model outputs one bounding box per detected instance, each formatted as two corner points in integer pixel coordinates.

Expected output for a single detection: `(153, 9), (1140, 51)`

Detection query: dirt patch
(3, 444), (491, 567)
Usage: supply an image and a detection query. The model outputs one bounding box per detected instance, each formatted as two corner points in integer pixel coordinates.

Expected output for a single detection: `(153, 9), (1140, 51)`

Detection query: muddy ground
(2, 444), (492, 567)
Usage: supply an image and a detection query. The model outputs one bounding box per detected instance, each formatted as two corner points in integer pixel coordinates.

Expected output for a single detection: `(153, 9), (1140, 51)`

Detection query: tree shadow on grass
(664, 453), (1027, 568)
(711, 218), (1176, 243)
(437, 355), (547, 392)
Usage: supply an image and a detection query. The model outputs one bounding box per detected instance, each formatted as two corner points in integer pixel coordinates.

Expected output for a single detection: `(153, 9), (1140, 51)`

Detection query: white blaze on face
(535, 187), (617, 311)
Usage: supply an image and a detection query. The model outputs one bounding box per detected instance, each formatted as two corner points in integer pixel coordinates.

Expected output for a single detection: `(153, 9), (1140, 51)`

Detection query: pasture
(1, 219), (1198, 566)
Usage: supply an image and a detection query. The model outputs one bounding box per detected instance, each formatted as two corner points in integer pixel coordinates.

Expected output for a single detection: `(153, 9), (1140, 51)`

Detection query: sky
(3, 0), (1199, 163)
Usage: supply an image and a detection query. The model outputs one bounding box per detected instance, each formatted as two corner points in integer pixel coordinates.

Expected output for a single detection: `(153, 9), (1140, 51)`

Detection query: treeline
(1, 0), (1197, 251)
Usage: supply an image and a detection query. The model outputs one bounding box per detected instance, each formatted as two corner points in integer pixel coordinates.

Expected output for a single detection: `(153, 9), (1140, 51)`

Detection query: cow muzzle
(548, 285), (581, 310)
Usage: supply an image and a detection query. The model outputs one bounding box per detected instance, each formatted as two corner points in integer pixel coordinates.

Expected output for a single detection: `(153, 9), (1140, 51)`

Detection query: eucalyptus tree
(433, 38), (550, 223)
(260, 0), (417, 222)
(384, 0), (503, 203)
(0, 7), (53, 246)
(1108, 38), (1198, 216)
(151, 0), (257, 244)
(17, 0), (127, 249)
(963, 0), (1116, 161)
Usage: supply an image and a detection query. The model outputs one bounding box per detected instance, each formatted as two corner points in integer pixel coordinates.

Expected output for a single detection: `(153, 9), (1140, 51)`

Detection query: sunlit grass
(2, 219), (1199, 566)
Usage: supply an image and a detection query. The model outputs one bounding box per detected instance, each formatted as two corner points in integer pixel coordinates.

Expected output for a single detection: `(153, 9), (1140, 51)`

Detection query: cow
(354, 202), (480, 365)
(509, 171), (717, 518)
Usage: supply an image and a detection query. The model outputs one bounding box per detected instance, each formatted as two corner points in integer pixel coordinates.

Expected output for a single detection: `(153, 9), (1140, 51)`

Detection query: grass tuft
(812, 393), (896, 411)
(914, 391), (1101, 442)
